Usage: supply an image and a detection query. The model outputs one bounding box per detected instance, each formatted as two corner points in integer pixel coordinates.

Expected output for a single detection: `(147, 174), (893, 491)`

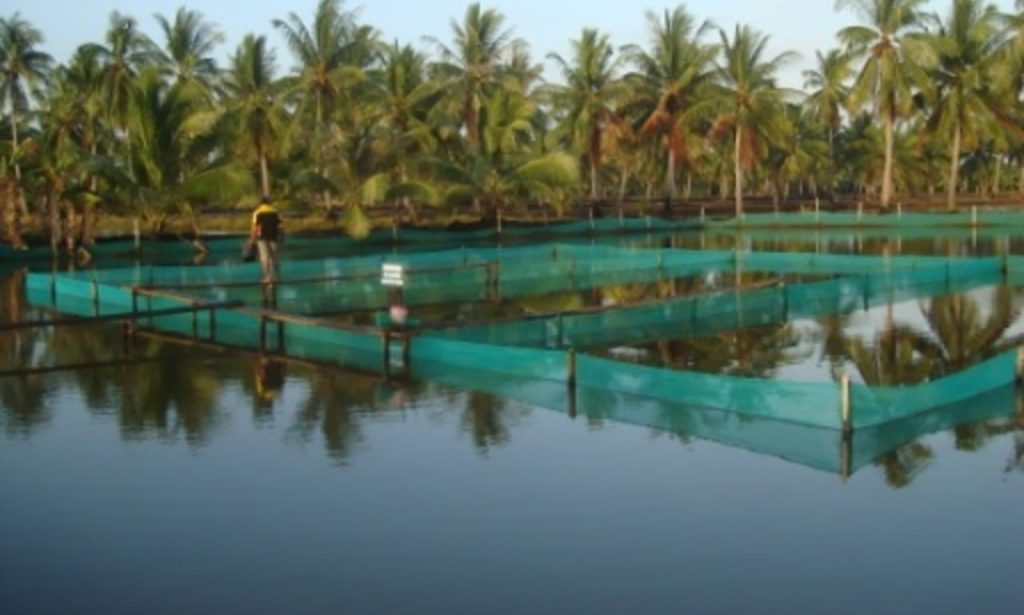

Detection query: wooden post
(897, 201), (902, 218)
(277, 321), (285, 352)
(402, 335), (412, 378)
(567, 349), (577, 390)
(382, 331), (391, 379)
(840, 431), (852, 484)
(259, 316), (268, 352)
(191, 301), (199, 339)
(814, 197), (820, 223)
(856, 201), (863, 223)
(971, 205), (978, 228)
(131, 289), (139, 334)
(840, 374), (852, 433)
(92, 279), (100, 316)
(208, 307), (217, 343)
(700, 207), (706, 225)
(588, 207), (595, 231)
(1016, 346), (1024, 383)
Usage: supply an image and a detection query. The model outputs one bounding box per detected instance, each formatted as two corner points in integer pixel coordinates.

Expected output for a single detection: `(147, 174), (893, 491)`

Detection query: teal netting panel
(209, 309), (263, 348)
(849, 350), (1019, 428)
(411, 336), (567, 382)
(576, 387), (846, 473)
(707, 211), (1024, 229)
(849, 385), (1018, 470)
(577, 354), (843, 429)
(283, 322), (383, 373)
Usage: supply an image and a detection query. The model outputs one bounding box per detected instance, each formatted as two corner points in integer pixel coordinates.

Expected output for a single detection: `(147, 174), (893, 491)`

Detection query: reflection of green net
(25, 243), (1023, 434)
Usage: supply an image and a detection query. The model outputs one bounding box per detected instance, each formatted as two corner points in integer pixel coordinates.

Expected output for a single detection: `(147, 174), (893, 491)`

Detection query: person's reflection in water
(253, 356), (285, 421)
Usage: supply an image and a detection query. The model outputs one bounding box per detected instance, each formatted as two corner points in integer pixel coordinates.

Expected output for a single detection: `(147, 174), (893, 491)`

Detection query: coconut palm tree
(154, 7), (224, 99)
(926, 0), (1017, 210)
(222, 34), (286, 198)
(803, 49), (852, 200)
(710, 24), (795, 217)
(43, 46), (107, 249)
(547, 28), (623, 201)
(430, 87), (579, 230)
(0, 13), (52, 219)
(621, 7), (716, 206)
(87, 12), (158, 152)
(427, 3), (518, 151)
(836, 0), (936, 209)
(274, 0), (379, 211)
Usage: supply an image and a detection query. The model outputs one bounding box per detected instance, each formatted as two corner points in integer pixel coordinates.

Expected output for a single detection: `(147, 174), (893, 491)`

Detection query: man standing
(251, 196), (282, 283)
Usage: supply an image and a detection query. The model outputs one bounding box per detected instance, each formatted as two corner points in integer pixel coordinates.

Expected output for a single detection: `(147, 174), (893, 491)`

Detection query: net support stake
(840, 374), (852, 433)
(567, 349), (577, 391)
(1016, 347), (1024, 383)
(92, 279), (100, 316)
(191, 301), (199, 339)
(589, 207), (595, 232)
(814, 197), (820, 223)
(971, 205), (978, 228)
(382, 331), (391, 379)
(259, 316), (268, 352)
(840, 432), (853, 484)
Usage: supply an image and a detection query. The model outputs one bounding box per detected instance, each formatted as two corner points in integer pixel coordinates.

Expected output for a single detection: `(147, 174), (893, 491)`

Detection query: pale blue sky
(5, 0), (1018, 89)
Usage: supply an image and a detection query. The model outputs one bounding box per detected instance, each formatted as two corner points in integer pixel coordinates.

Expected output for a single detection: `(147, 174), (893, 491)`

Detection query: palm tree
(88, 12), (157, 152)
(222, 34), (286, 198)
(0, 14), (53, 218)
(154, 7), (223, 98)
(926, 0), (1016, 210)
(711, 24), (795, 217)
(548, 28), (623, 201)
(430, 88), (580, 230)
(836, 0), (935, 209)
(274, 0), (378, 211)
(622, 7), (716, 206)
(427, 3), (517, 151)
(803, 49), (852, 201)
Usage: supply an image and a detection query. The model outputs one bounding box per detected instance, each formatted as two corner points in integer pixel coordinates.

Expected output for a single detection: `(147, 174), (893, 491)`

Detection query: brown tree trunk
(2, 178), (26, 249)
(947, 123), (961, 211)
(734, 125), (744, 217)
(881, 112), (895, 209)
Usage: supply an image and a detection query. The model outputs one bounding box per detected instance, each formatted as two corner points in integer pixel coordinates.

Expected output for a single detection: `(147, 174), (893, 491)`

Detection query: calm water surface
(2, 232), (1023, 614)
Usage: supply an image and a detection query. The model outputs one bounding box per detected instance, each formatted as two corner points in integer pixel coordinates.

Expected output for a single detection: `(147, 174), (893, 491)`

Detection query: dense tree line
(1, 0), (1023, 252)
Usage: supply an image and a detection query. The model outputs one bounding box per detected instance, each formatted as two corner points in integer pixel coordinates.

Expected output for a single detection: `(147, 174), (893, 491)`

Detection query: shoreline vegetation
(1, 1), (1023, 256)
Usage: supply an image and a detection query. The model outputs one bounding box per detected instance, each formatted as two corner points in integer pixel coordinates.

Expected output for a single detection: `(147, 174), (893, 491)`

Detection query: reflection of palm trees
(289, 368), (378, 462)
(461, 390), (510, 452)
(117, 341), (223, 444)
(0, 268), (51, 434)
(917, 287), (1023, 377)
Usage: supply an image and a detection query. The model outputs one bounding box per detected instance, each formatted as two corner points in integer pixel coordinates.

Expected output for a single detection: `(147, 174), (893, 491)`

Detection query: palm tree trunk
(259, 147), (271, 197)
(665, 147), (677, 206)
(992, 155), (1002, 196)
(734, 125), (744, 217)
(947, 123), (961, 211)
(10, 110), (29, 217)
(882, 113), (895, 209)
(828, 125), (836, 202)
(2, 178), (25, 249)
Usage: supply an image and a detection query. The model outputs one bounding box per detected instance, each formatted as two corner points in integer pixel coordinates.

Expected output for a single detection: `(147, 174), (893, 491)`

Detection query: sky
(4, 0), (1019, 90)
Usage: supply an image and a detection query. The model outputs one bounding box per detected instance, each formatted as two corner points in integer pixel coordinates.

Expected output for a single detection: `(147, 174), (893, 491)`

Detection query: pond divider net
(25, 243), (1024, 435)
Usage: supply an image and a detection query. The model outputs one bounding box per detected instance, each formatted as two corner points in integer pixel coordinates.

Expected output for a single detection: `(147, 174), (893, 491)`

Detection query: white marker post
(381, 263), (407, 325)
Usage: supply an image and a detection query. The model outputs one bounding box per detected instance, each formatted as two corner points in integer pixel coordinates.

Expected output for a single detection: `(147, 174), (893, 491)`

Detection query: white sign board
(381, 263), (405, 287)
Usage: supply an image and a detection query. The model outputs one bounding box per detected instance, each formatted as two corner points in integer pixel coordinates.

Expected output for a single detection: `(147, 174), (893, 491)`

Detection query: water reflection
(3, 227), (1024, 486)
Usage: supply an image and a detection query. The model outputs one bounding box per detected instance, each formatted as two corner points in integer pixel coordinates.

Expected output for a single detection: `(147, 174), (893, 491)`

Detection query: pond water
(2, 231), (1023, 614)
